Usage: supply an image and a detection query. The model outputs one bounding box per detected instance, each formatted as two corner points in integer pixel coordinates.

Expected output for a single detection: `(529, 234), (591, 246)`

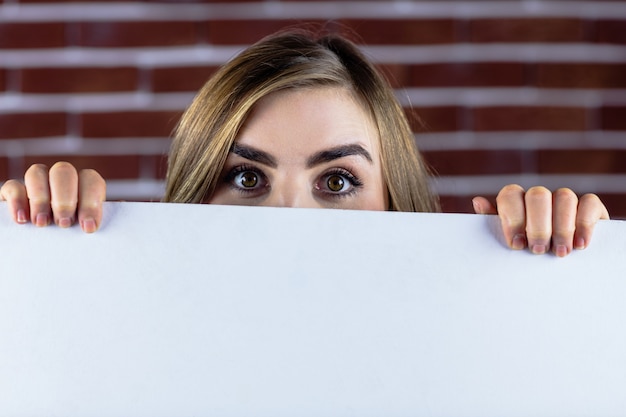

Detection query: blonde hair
(164, 28), (440, 212)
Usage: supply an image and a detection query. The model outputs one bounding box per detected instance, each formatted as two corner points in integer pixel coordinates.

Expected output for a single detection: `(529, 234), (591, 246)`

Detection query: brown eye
(315, 169), (362, 199)
(238, 171), (258, 188)
(327, 175), (345, 192)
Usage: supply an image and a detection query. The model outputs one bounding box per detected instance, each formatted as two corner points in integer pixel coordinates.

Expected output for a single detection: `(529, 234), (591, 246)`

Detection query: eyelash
(222, 164), (363, 199)
(223, 164), (268, 196)
(317, 168), (363, 198)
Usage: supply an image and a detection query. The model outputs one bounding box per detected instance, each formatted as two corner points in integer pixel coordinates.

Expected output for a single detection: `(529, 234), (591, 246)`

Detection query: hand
(0, 162), (106, 233)
(472, 184), (610, 257)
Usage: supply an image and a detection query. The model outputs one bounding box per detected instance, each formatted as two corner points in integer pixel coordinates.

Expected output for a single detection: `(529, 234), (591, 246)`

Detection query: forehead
(237, 87), (379, 151)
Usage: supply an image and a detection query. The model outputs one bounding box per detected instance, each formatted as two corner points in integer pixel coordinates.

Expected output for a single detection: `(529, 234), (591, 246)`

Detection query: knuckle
(499, 214), (525, 229)
(496, 184), (525, 200)
(79, 200), (102, 210)
(552, 227), (576, 241)
(579, 193), (601, 206)
(495, 185), (526, 220)
(2, 179), (22, 189)
(524, 186), (552, 206)
(25, 163), (49, 179)
(50, 161), (78, 177)
(525, 186), (551, 203)
(79, 168), (100, 177)
(578, 193), (610, 219)
(79, 169), (106, 187)
(576, 218), (597, 230)
(29, 197), (52, 206)
(553, 187), (578, 204)
(526, 228), (551, 240)
(51, 201), (78, 211)
(0, 180), (24, 198)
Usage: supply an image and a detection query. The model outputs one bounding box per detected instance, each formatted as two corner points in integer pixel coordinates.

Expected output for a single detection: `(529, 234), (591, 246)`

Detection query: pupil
(241, 172), (258, 188)
(327, 175), (344, 192)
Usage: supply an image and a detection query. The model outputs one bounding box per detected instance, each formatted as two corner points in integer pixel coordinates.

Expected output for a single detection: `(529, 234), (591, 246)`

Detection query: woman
(0, 29), (610, 257)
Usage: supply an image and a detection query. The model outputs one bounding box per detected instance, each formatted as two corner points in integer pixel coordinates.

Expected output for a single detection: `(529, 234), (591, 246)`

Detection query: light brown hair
(164, 28), (440, 212)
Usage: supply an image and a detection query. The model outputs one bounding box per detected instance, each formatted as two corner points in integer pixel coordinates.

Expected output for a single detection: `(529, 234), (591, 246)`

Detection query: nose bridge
(265, 173), (317, 208)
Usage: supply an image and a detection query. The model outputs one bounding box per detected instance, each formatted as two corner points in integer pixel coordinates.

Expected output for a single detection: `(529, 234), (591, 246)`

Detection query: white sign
(1, 202), (625, 416)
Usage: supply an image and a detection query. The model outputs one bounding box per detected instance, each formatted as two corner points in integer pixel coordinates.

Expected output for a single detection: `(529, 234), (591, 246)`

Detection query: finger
(0, 179), (30, 224)
(551, 188), (578, 257)
(24, 164), (52, 227)
(49, 161), (78, 228)
(524, 186), (552, 255)
(573, 193), (610, 250)
(495, 184), (527, 250)
(78, 169), (106, 233)
(472, 196), (497, 215)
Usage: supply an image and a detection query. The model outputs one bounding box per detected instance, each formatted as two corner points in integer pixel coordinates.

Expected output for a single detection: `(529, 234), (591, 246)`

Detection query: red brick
(596, 193), (626, 220)
(376, 64), (411, 89)
(409, 63), (525, 87)
(0, 23), (65, 49)
(438, 194), (486, 214)
(19, 0), (127, 2)
(440, 191), (626, 219)
(20, 67), (138, 93)
(207, 20), (329, 45)
(469, 18), (585, 43)
(23, 155), (140, 180)
(601, 106), (626, 130)
(0, 157), (8, 181)
(340, 19), (456, 44)
(80, 111), (181, 138)
(409, 106), (461, 132)
(423, 150), (525, 176)
(76, 22), (201, 47)
(594, 20), (626, 44)
(441, 192), (626, 219)
(150, 154), (169, 179)
(0, 113), (66, 139)
(538, 150), (626, 174)
(149, 0), (252, 2)
(151, 66), (218, 92)
(473, 107), (587, 131)
(536, 64), (626, 88)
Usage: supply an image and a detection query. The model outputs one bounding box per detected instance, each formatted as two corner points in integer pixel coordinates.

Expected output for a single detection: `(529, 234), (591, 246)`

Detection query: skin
(209, 88), (388, 211)
(0, 163), (105, 234)
(0, 87), (610, 257)
(473, 186), (609, 257)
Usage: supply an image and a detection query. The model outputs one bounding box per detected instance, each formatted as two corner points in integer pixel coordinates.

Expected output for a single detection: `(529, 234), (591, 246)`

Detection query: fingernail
(531, 244), (546, 255)
(512, 234), (526, 250)
(17, 209), (27, 224)
(35, 213), (49, 227)
(58, 217), (73, 228)
(574, 237), (586, 250)
(472, 199), (481, 214)
(81, 217), (97, 233)
(554, 245), (568, 258)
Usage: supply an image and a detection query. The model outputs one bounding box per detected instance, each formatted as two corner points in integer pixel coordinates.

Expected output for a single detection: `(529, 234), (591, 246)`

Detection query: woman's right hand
(0, 162), (106, 233)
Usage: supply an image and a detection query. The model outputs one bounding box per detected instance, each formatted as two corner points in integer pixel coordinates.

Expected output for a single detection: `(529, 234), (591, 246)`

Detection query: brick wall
(1, 0), (625, 218)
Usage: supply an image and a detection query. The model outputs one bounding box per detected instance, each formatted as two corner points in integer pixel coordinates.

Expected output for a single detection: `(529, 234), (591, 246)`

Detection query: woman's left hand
(472, 185), (610, 257)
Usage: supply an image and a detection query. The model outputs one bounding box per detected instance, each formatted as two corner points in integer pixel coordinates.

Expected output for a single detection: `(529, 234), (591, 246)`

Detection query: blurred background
(0, 0), (625, 217)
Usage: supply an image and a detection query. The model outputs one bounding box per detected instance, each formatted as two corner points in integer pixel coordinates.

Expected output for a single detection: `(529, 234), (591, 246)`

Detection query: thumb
(472, 196), (498, 215)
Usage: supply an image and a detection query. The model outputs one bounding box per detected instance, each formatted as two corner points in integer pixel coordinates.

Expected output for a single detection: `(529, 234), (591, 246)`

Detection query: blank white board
(1, 201), (625, 416)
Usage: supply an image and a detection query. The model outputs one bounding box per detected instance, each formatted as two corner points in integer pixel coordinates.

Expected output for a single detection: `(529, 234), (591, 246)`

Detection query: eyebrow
(306, 144), (373, 168)
(230, 142), (373, 168)
(231, 144), (278, 168)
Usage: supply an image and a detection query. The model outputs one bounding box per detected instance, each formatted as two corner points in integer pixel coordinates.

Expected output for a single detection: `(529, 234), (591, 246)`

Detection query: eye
(236, 171), (259, 188)
(326, 174), (346, 192)
(224, 165), (268, 195)
(316, 169), (363, 197)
